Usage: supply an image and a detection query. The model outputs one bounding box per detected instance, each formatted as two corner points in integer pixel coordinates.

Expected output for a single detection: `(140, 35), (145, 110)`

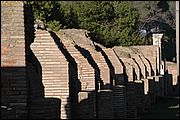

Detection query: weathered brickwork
(130, 47), (149, 78)
(131, 45), (159, 76)
(126, 82), (138, 119)
(131, 54), (147, 79)
(97, 89), (114, 119)
(1, 1), (178, 119)
(30, 30), (71, 119)
(56, 32), (97, 119)
(103, 48), (124, 85)
(134, 80), (145, 115)
(112, 85), (127, 119)
(1, 1), (25, 66)
(119, 58), (135, 82)
(56, 31), (95, 91)
(139, 55), (152, 77)
(165, 61), (179, 95)
(113, 47), (141, 81)
(166, 62), (178, 85)
(1, 1), (27, 119)
(28, 98), (61, 119)
(77, 91), (96, 119)
(86, 47), (110, 88)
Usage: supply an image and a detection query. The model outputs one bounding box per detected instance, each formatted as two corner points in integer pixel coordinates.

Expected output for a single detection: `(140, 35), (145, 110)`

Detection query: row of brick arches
(1, 1), (178, 119)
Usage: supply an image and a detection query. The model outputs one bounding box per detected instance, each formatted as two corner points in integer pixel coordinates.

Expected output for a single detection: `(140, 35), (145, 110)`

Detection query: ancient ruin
(1, 1), (179, 119)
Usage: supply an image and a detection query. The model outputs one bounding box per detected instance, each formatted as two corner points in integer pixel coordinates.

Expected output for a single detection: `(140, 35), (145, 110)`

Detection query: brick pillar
(98, 89), (114, 119)
(131, 54), (147, 79)
(1, 1), (27, 119)
(104, 48), (124, 85)
(131, 45), (158, 76)
(56, 30), (98, 119)
(112, 85), (127, 119)
(140, 55), (152, 77)
(152, 33), (163, 75)
(31, 30), (71, 119)
(86, 47), (110, 88)
(126, 82), (137, 119)
(134, 80), (145, 116)
(142, 78), (151, 110)
(120, 58), (135, 82)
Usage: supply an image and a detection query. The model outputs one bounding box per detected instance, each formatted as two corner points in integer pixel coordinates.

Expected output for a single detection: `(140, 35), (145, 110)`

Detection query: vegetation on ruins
(27, 1), (176, 60)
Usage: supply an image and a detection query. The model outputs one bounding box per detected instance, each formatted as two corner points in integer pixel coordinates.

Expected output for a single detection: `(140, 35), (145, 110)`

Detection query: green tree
(132, 1), (176, 61)
(28, 1), (146, 47)
(112, 1), (144, 46)
(28, 1), (64, 31)
(59, 1), (79, 28)
(67, 1), (144, 47)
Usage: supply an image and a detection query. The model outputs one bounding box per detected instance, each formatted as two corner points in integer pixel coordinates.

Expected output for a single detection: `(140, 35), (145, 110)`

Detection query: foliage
(132, 1), (176, 61)
(27, 1), (175, 49)
(27, 1), (63, 31)
(63, 1), (144, 47)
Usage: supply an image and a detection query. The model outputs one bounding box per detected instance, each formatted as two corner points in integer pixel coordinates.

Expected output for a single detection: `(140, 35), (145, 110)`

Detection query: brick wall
(113, 47), (141, 81)
(75, 45), (100, 91)
(29, 98), (61, 119)
(86, 47), (110, 88)
(103, 48), (124, 85)
(126, 82), (137, 119)
(154, 76), (165, 97)
(1, 1), (25, 66)
(129, 58), (141, 80)
(77, 91), (96, 119)
(139, 55), (152, 77)
(1, 2), (177, 118)
(165, 61), (178, 95)
(166, 62), (178, 85)
(1, 1), (27, 119)
(131, 45), (159, 76)
(119, 58), (135, 82)
(97, 89), (114, 119)
(131, 54), (147, 79)
(112, 85), (127, 119)
(56, 32), (96, 118)
(57, 32), (95, 91)
(134, 80), (145, 115)
(30, 30), (72, 119)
